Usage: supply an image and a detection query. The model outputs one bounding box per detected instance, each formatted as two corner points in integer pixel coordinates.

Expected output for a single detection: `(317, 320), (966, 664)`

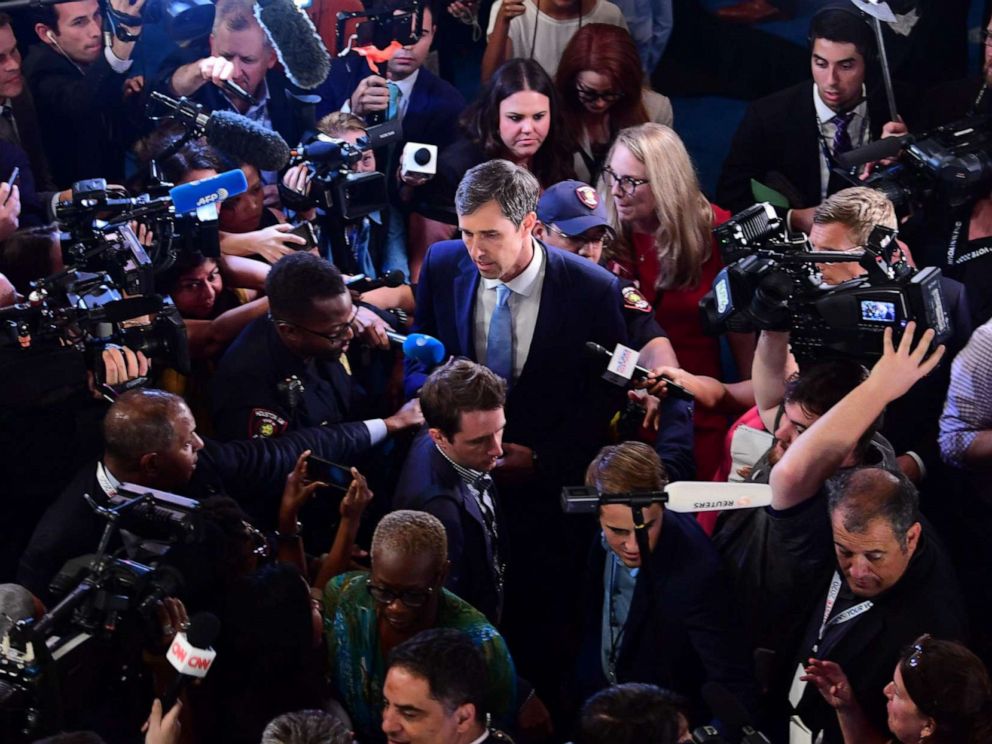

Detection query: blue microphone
(386, 331), (446, 367)
(169, 169), (249, 215)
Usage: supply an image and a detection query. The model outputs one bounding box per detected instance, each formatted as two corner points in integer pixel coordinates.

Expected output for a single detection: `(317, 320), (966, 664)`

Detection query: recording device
(254, 0), (330, 89)
(691, 683), (771, 743)
(585, 342), (694, 401)
(0, 490), (195, 740)
(149, 91), (292, 172)
(836, 113), (992, 216)
(161, 612), (219, 710)
(401, 142), (438, 178)
(304, 454), (352, 489)
(337, 0), (426, 55)
(288, 221), (318, 250)
(101, 0), (216, 43)
(4, 165), (19, 205)
(699, 203), (952, 366)
(0, 269), (190, 407)
(345, 268), (406, 293)
(384, 331), (446, 367)
(283, 122), (399, 220)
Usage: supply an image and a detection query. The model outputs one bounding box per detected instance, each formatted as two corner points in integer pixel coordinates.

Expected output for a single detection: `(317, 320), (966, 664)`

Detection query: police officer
(533, 180), (695, 481)
(210, 252), (421, 443)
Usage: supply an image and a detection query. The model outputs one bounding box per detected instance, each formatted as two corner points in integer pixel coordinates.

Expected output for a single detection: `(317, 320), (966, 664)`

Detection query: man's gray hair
(826, 467), (920, 550)
(0, 584), (35, 638)
(261, 709), (352, 744)
(455, 159), (539, 227)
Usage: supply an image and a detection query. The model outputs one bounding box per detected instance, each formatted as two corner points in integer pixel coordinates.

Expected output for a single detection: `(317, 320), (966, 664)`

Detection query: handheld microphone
(221, 79), (255, 106)
(585, 341), (694, 401)
(384, 331), (446, 367)
(701, 682), (771, 743)
(169, 169), (250, 215)
(254, 0), (331, 90)
(163, 611), (220, 710)
(150, 92), (291, 172)
(346, 269), (405, 293)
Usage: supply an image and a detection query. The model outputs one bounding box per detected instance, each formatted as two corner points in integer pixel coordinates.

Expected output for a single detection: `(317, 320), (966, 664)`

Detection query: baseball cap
(537, 180), (615, 237)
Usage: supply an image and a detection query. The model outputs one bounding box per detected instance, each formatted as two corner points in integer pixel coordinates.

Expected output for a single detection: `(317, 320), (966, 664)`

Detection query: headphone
(808, 4), (877, 62)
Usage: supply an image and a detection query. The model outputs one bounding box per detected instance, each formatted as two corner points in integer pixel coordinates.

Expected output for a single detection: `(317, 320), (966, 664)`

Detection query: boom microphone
(384, 331), (446, 367)
(835, 135), (910, 170)
(561, 481), (772, 514)
(163, 611), (220, 710)
(169, 169), (250, 215)
(150, 92), (291, 171)
(346, 269), (406, 293)
(254, 0), (331, 90)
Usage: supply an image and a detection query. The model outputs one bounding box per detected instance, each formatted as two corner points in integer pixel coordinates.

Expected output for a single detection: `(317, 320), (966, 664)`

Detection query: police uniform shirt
(619, 279), (666, 349)
(211, 315), (372, 441)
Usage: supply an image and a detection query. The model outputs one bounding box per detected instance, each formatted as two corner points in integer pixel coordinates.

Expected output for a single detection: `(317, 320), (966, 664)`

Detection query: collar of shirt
(813, 83), (867, 132)
(435, 442), (488, 487)
(96, 460), (122, 498)
(481, 237), (544, 296)
(467, 731), (490, 744)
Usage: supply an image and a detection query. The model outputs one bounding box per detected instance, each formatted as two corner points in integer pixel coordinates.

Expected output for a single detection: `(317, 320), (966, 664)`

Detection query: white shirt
(812, 83), (869, 201)
(474, 239), (546, 381)
(486, 0), (628, 79)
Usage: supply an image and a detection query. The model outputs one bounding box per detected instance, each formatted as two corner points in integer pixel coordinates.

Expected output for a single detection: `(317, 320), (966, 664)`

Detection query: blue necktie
(486, 285), (513, 383)
(831, 111), (856, 157)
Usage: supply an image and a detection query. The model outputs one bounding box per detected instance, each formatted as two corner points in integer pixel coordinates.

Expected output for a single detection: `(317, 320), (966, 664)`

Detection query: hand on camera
(350, 75), (391, 116)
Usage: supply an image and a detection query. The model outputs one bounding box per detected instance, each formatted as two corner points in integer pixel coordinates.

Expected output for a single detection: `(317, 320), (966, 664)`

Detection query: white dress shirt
(812, 83), (869, 201)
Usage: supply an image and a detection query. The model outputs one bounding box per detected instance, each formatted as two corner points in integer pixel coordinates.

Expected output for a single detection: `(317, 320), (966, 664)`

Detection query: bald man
(18, 388), (378, 601)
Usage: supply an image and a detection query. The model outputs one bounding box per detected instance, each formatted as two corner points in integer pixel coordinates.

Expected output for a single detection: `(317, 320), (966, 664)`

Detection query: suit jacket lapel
(454, 251), (478, 358)
(520, 243), (561, 379)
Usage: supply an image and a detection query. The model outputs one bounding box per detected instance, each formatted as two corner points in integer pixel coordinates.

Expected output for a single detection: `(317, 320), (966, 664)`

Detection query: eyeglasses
(575, 83), (624, 105)
(544, 222), (613, 249)
(906, 634), (932, 669)
(271, 307), (359, 344)
(366, 578), (435, 608)
(601, 165), (650, 197)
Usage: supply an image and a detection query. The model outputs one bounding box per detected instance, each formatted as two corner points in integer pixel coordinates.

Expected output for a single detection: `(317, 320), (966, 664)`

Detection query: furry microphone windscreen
(255, 0), (331, 90)
(205, 110), (292, 171)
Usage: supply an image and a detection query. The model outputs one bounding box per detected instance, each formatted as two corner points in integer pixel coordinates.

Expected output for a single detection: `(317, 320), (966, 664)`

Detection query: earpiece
(46, 30), (56, 42)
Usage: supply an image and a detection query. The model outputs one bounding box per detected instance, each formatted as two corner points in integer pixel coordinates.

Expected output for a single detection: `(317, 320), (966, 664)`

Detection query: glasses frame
(601, 165), (651, 198)
(365, 578), (435, 608)
(543, 222), (613, 249)
(575, 82), (625, 105)
(270, 307), (359, 344)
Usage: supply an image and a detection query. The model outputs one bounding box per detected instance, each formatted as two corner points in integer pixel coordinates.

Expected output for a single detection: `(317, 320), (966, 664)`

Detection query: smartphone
(305, 454), (351, 490)
(288, 221), (317, 251)
(659, 376), (694, 401)
(4, 166), (18, 205)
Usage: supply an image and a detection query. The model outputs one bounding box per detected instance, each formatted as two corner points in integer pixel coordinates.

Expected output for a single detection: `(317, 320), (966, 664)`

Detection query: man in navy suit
(575, 441), (754, 724)
(405, 158), (627, 715)
(395, 359), (509, 625)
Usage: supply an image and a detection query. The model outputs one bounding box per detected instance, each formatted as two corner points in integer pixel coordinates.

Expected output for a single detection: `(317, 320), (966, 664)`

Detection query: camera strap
(946, 215), (992, 268)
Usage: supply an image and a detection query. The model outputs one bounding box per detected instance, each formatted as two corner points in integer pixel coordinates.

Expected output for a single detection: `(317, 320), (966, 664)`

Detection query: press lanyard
(812, 572), (873, 655)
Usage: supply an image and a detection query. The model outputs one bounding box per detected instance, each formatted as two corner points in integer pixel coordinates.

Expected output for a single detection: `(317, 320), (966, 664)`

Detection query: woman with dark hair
(427, 58), (575, 221)
(556, 24), (673, 183)
(805, 635), (992, 743)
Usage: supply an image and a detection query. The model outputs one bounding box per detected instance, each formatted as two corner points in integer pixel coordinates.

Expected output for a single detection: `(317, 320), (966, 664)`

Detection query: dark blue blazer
(394, 428), (506, 624)
(576, 510), (756, 721)
(314, 53), (465, 147)
(406, 239), (627, 487)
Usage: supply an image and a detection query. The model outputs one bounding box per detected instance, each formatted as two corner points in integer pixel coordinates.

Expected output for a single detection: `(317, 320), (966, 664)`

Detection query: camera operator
(24, 0), (146, 186)
(571, 441), (754, 727)
(748, 325), (967, 743)
(715, 6), (909, 233)
(155, 0), (308, 192)
(807, 187), (972, 486)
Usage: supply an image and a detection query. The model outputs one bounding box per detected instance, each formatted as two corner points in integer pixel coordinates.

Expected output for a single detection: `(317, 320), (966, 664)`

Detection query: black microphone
(254, 0), (331, 90)
(835, 135), (910, 170)
(150, 92), (291, 172)
(585, 342), (694, 401)
(701, 682), (770, 744)
(345, 269), (406, 293)
(221, 79), (255, 107)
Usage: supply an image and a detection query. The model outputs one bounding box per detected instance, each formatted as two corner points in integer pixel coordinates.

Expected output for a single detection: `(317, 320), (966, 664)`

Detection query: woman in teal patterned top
(321, 510), (518, 742)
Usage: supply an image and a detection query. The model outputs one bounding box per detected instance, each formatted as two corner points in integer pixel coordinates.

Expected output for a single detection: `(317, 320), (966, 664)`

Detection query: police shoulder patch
(249, 408), (289, 439)
(621, 285), (651, 313)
